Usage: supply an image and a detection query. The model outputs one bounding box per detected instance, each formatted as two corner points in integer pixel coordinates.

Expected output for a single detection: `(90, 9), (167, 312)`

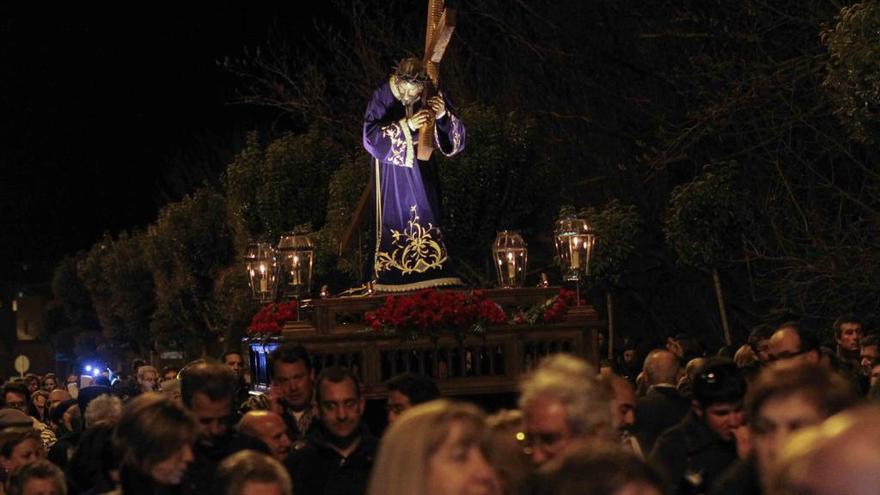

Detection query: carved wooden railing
(245, 287), (603, 399)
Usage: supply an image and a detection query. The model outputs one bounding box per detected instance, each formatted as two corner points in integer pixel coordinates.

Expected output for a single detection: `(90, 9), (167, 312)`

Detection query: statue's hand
(428, 96), (446, 119)
(407, 109), (433, 131)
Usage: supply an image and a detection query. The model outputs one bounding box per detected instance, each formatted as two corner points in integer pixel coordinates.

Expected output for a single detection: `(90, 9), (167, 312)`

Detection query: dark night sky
(0, 6), (332, 283)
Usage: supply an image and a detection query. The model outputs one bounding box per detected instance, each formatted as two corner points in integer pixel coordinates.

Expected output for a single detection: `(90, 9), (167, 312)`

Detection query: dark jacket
(284, 423), (378, 495)
(635, 385), (691, 454)
(280, 401), (318, 448)
(710, 456), (763, 495)
(183, 431), (269, 495)
(649, 411), (738, 495)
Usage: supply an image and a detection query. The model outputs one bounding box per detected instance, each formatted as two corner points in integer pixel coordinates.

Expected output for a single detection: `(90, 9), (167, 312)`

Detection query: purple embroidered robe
(362, 82), (466, 292)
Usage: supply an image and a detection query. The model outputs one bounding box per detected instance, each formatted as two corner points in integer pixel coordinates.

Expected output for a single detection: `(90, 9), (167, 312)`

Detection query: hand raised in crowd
(666, 337), (684, 359)
(266, 384), (286, 415)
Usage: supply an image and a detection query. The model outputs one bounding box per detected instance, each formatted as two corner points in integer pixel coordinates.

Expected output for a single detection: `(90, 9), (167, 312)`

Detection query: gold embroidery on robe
(375, 206), (448, 275)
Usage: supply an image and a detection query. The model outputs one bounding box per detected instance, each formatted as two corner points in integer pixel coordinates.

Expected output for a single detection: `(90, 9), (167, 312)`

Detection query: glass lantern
(244, 242), (277, 303)
(554, 216), (596, 281)
(276, 232), (314, 299)
(492, 231), (528, 288)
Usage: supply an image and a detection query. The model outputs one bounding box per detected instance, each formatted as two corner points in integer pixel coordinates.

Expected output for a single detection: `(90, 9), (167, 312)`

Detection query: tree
(822, 2), (880, 145)
(77, 232), (155, 356)
(437, 105), (557, 286)
(49, 255), (98, 331)
(211, 265), (260, 348)
(581, 201), (642, 359)
(145, 187), (235, 353)
(225, 130), (345, 244)
(665, 162), (746, 345)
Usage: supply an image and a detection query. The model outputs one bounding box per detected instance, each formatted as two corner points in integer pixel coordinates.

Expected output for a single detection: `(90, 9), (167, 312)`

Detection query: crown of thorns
(393, 57), (429, 83)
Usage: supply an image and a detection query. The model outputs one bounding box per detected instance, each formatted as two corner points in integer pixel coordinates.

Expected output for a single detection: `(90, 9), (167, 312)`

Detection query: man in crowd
(868, 358), (880, 392)
(222, 351), (245, 377)
(3, 382), (29, 413)
(619, 340), (641, 385)
(136, 365), (159, 394)
(162, 366), (179, 382)
(650, 357), (746, 495)
(47, 388), (70, 410)
(3, 382), (57, 449)
(285, 366), (377, 495)
(770, 405), (880, 495)
(222, 350), (251, 405)
(859, 333), (878, 377)
(634, 349), (690, 454)
(519, 354), (613, 466)
(385, 372), (440, 424)
(711, 362), (859, 495)
(238, 410), (293, 461)
(269, 344), (316, 445)
(181, 361), (267, 495)
(603, 374), (640, 456)
(767, 322), (822, 365)
(748, 324), (775, 365)
(833, 314), (863, 369)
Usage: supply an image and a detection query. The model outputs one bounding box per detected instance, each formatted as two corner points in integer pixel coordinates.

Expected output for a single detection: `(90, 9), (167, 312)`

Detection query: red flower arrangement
(513, 289), (577, 325)
(364, 289), (507, 342)
(247, 300), (298, 336)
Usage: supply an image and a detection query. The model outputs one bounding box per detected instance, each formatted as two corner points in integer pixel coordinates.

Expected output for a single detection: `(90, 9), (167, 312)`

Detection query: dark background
(0, 5), (337, 283)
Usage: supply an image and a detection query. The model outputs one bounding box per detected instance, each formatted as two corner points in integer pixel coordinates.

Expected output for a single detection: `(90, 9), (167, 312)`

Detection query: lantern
(244, 242), (277, 303)
(554, 216), (596, 281)
(276, 232), (314, 299)
(492, 231), (528, 288)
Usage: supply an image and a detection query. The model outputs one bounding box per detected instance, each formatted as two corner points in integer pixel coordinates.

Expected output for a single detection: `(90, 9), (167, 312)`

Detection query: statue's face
(395, 78), (424, 106)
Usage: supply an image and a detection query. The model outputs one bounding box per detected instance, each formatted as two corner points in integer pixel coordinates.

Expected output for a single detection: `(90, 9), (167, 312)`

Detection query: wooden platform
(245, 287), (603, 399)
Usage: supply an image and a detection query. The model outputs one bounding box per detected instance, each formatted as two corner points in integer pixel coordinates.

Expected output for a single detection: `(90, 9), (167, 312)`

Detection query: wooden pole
(606, 291), (614, 361)
(712, 267), (732, 345)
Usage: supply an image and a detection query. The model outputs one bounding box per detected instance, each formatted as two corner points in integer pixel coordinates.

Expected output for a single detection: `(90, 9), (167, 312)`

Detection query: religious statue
(362, 57), (466, 292)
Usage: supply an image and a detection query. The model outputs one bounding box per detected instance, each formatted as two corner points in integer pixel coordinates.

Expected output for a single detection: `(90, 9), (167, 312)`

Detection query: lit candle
(259, 264), (268, 293)
(291, 255), (301, 286)
(507, 252), (516, 281)
(570, 238), (580, 269)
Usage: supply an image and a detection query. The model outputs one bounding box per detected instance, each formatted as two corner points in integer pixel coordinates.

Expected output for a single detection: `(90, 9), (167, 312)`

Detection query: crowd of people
(1, 314), (879, 495)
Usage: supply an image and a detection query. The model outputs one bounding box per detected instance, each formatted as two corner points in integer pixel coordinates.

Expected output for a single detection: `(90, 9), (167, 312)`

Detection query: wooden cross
(417, 0), (457, 161)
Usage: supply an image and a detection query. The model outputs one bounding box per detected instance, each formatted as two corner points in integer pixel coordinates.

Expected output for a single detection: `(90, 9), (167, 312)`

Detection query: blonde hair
(367, 400), (486, 495)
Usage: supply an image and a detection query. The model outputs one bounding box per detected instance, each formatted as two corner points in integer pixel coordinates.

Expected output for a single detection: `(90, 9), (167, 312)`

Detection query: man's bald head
(770, 406), (880, 495)
(238, 410), (292, 461)
(643, 349), (680, 386)
(768, 325), (821, 365)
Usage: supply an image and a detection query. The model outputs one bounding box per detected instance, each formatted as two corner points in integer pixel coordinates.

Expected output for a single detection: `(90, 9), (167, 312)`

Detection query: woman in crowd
(367, 399), (499, 495)
(112, 392), (198, 494)
(484, 409), (532, 495)
(6, 460), (66, 495)
(28, 392), (49, 424)
(0, 428), (43, 494)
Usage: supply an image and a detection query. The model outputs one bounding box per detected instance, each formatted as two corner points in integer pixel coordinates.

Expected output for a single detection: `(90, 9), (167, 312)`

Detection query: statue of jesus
(362, 57), (466, 292)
